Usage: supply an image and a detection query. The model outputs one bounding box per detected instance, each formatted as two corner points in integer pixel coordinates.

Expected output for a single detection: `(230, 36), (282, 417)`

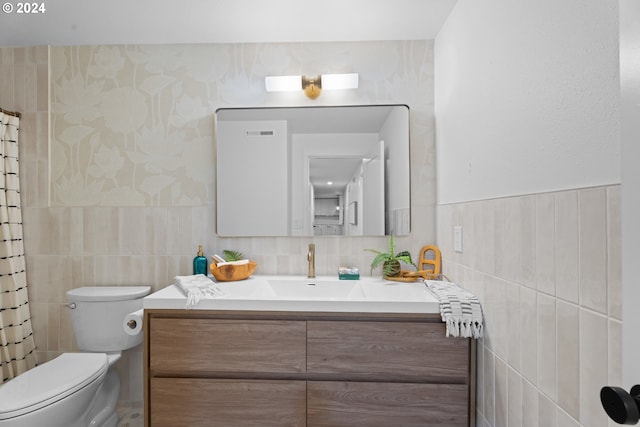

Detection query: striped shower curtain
(0, 112), (37, 383)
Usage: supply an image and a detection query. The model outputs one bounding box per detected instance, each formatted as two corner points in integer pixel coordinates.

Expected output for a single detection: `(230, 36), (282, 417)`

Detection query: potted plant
(366, 235), (415, 277)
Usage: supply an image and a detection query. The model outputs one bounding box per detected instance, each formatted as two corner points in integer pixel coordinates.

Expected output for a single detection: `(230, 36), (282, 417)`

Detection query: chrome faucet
(307, 243), (316, 279)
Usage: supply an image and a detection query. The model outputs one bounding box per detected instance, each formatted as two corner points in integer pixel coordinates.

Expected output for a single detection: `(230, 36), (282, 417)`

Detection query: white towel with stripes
(175, 274), (224, 308)
(424, 280), (484, 339)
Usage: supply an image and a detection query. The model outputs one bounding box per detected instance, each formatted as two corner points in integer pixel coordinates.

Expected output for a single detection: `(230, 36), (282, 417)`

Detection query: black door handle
(601, 385), (640, 424)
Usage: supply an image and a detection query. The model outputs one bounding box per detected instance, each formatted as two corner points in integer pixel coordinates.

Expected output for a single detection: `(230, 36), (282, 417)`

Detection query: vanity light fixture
(265, 73), (359, 99)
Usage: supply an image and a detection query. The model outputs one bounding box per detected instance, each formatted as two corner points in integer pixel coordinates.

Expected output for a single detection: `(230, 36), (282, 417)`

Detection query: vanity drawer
(149, 318), (306, 374)
(307, 381), (469, 427)
(151, 378), (306, 427)
(307, 321), (469, 382)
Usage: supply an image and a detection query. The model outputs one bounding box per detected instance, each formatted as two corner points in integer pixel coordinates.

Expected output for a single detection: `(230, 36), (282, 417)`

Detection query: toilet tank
(66, 286), (151, 352)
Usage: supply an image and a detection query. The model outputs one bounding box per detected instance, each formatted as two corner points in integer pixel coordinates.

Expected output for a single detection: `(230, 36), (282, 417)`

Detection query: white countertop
(143, 275), (441, 314)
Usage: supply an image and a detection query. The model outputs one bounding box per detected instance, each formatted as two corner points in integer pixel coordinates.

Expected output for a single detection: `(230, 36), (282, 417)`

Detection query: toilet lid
(0, 353), (108, 420)
(67, 286), (151, 302)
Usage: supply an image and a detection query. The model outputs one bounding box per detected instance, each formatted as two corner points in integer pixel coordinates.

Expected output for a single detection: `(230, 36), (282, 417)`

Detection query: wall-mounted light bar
(265, 73), (359, 99)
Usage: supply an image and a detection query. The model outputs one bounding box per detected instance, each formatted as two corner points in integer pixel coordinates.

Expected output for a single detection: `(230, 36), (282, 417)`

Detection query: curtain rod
(0, 108), (21, 118)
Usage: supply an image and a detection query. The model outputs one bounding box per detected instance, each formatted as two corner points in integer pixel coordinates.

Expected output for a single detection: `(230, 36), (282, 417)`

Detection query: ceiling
(310, 157), (363, 197)
(0, 0), (457, 47)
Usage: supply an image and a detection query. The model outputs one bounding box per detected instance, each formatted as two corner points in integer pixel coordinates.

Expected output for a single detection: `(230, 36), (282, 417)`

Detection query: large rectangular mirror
(216, 105), (410, 237)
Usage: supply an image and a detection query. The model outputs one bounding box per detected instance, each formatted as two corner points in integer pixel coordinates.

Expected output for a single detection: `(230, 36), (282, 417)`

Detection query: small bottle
(193, 245), (208, 275)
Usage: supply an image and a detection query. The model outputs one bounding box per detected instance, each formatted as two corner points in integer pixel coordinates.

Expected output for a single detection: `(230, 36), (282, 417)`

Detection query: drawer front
(308, 381), (468, 427)
(149, 318), (306, 374)
(307, 321), (469, 382)
(151, 378), (306, 427)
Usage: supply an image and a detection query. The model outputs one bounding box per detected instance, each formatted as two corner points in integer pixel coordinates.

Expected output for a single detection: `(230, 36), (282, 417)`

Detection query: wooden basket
(210, 261), (257, 282)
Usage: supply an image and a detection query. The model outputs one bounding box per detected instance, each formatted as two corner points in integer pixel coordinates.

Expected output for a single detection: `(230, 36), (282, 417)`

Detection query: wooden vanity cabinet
(144, 310), (475, 427)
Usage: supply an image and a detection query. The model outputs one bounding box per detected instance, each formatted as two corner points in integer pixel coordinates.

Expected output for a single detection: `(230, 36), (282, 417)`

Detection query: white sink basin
(267, 279), (364, 300)
(144, 275), (441, 313)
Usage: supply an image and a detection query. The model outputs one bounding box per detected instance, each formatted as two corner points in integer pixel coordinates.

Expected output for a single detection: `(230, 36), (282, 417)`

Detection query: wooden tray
(384, 269), (444, 282)
(210, 261), (257, 282)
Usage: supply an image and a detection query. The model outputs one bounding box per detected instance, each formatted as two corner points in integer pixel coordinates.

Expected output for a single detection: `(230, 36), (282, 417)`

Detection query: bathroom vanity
(143, 277), (475, 427)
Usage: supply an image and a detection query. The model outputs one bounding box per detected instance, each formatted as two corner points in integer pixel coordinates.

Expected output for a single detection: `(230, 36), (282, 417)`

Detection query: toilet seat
(0, 353), (108, 420)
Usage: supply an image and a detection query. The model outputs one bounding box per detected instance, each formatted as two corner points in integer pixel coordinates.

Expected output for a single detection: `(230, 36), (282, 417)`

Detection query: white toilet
(0, 286), (150, 427)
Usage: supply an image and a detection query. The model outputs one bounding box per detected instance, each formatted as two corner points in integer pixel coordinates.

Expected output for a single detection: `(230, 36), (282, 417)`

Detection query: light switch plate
(453, 226), (463, 253)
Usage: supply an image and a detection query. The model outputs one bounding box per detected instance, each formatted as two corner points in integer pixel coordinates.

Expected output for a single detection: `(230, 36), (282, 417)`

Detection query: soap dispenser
(193, 245), (208, 275)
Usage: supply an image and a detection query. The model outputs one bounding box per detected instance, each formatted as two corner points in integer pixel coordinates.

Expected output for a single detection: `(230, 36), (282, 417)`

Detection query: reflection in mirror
(216, 105), (410, 237)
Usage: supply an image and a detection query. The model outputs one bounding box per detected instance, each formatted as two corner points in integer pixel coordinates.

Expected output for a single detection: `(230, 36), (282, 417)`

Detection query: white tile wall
(555, 190), (580, 303)
(579, 188), (609, 314)
(438, 185), (622, 427)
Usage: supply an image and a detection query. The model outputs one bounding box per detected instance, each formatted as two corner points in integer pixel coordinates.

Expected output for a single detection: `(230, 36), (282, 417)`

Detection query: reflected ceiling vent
(246, 130), (274, 136)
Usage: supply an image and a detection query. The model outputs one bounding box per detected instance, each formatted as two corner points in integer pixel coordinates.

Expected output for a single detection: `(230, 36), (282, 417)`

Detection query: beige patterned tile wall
(1, 40), (438, 411)
(437, 185), (622, 427)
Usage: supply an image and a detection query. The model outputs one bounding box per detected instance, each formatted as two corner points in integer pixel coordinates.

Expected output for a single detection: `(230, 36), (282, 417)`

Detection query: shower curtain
(0, 111), (37, 383)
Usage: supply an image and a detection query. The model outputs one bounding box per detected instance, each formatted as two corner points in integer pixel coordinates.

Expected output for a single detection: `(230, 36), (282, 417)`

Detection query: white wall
(362, 142), (385, 235)
(379, 105), (410, 224)
(620, 0), (640, 390)
(435, 1), (622, 426)
(216, 120), (288, 236)
(435, 0), (621, 204)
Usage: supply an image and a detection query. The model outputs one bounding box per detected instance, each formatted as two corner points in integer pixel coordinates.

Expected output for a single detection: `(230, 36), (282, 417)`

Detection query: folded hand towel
(214, 259), (249, 267)
(175, 274), (224, 308)
(424, 280), (484, 339)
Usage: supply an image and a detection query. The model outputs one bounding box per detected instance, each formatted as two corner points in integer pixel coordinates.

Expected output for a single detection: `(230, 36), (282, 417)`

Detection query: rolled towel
(175, 274), (224, 308)
(214, 259), (249, 267)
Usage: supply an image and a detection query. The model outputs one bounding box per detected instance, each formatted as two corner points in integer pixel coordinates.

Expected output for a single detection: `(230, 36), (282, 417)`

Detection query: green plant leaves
(223, 249), (245, 261)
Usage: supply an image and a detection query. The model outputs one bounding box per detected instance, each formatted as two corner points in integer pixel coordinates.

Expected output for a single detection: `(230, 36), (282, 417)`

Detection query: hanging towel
(175, 274), (225, 308)
(424, 280), (484, 339)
